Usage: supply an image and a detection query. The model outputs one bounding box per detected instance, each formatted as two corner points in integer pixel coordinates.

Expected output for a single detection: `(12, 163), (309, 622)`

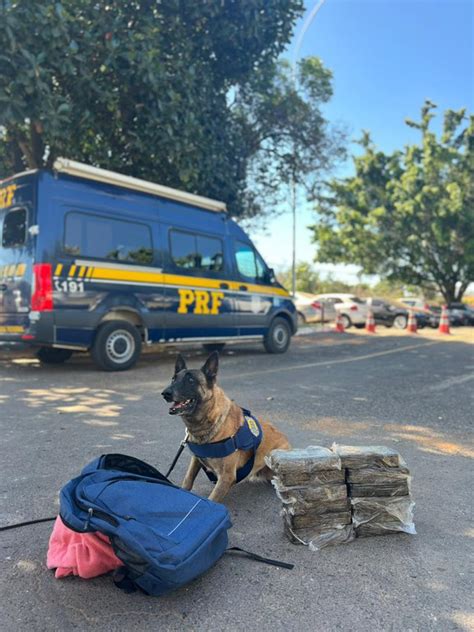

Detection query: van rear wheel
(92, 321), (142, 371)
(264, 317), (291, 354)
(37, 347), (73, 364)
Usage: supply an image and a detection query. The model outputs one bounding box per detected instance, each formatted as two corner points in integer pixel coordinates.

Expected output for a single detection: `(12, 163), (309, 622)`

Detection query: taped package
(273, 481), (348, 507)
(331, 444), (400, 469)
(271, 469), (345, 488)
(266, 446), (342, 486)
(283, 508), (352, 530)
(284, 523), (355, 551)
(348, 481), (410, 497)
(347, 464), (410, 484)
(352, 496), (416, 536)
(284, 498), (351, 518)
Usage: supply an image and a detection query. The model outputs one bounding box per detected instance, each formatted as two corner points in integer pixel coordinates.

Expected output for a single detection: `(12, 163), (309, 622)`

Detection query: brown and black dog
(161, 352), (290, 503)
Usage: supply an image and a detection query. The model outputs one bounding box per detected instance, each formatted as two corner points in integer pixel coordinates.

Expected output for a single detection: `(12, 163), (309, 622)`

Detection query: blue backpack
(59, 454), (292, 596)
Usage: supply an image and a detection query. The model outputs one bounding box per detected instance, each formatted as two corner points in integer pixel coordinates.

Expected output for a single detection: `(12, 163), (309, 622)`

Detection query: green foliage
(277, 262), (370, 295)
(0, 1), (342, 219)
(312, 102), (474, 302)
(234, 56), (345, 207)
(277, 261), (320, 293)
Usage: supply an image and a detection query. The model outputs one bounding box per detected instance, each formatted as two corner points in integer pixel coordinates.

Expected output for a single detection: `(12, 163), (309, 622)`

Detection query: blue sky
(251, 0), (474, 283)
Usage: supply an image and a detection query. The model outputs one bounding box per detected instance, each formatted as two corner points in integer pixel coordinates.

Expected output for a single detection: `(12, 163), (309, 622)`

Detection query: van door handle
(239, 285), (248, 291)
(220, 283), (229, 290)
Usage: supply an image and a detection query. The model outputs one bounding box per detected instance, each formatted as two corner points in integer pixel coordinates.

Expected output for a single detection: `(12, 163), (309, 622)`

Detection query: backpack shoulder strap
(226, 546), (294, 570)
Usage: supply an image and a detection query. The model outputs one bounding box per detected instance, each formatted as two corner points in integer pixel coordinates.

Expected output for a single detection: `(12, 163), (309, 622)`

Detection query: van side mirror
(266, 267), (276, 284)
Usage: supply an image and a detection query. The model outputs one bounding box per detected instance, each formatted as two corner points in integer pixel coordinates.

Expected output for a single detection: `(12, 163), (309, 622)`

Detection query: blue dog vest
(187, 408), (263, 483)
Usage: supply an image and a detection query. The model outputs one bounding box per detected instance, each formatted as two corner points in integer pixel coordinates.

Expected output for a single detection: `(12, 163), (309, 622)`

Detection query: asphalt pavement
(1, 331), (473, 631)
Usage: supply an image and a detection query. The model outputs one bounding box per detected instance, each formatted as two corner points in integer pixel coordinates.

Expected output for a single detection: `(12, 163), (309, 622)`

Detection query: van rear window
(170, 230), (224, 271)
(2, 208), (27, 248)
(64, 212), (153, 264)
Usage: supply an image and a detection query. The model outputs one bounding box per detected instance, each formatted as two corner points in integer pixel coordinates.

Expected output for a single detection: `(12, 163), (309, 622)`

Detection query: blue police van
(0, 159), (297, 370)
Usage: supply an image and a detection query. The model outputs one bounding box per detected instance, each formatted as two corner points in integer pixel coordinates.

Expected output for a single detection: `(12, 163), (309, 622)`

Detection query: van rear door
(0, 175), (35, 338)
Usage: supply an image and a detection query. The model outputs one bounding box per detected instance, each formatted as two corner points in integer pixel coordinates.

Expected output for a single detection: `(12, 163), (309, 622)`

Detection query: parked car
(313, 293), (367, 329)
(396, 297), (432, 314)
(427, 305), (464, 327)
(447, 303), (474, 325)
(368, 298), (429, 329)
(0, 159), (297, 370)
(294, 292), (336, 325)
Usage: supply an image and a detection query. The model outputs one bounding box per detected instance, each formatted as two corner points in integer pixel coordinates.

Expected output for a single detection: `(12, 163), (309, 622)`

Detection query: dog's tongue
(170, 399), (190, 414)
(173, 401), (187, 410)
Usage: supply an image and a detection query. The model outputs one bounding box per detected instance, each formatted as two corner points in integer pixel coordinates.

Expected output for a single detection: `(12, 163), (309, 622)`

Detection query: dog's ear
(175, 353), (187, 375)
(201, 351), (219, 385)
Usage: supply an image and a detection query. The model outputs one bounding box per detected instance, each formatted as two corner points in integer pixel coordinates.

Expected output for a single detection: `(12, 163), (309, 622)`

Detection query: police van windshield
(234, 241), (270, 283)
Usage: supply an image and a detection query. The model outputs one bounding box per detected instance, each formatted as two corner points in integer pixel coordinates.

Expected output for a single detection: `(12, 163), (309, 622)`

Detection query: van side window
(170, 230), (224, 271)
(64, 212), (153, 264)
(234, 241), (268, 283)
(2, 208), (27, 247)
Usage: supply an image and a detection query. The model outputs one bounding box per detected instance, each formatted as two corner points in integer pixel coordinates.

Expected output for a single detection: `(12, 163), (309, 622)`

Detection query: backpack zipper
(75, 499), (119, 529)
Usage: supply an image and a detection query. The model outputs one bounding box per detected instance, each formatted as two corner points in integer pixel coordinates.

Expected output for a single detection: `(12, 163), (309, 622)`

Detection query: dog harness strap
(187, 409), (263, 484)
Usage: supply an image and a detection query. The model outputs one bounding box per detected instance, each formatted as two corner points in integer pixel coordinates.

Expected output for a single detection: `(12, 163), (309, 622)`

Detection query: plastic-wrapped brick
(347, 464), (410, 484)
(266, 446), (342, 486)
(331, 443), (401, 469)
(348, 481), (410, 497)
(272, 481), (348, 507)
(282, 508), (352, 530)
(284, 523), (355, 550)
(352, 497), (416, 536)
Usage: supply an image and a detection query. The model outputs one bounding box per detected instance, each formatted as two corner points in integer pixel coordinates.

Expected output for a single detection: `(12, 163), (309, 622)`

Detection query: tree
(312, 102), (474, 303)
(278, 261), (320, 293)
(0, 1), (342, 220)
(233, 57), (346, 209)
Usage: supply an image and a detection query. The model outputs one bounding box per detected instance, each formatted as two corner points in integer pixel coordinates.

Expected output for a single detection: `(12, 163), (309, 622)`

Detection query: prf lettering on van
(177, 289), (224, 314)
(0, 184), (17, 209)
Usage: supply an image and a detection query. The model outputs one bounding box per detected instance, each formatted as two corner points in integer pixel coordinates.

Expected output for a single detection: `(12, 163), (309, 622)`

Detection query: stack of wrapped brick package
(265, 447), (354, 551)
(332, 444), (415, 539)
(266, 444), (415, 551)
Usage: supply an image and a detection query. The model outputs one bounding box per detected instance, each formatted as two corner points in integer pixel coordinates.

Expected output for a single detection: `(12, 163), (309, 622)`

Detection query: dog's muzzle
(161, 388), (173, 402)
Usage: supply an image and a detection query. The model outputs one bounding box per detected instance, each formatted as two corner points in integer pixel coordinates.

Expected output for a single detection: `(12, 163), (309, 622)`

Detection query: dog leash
(0, 516), (56, 532)
(165, 430), (189, 478)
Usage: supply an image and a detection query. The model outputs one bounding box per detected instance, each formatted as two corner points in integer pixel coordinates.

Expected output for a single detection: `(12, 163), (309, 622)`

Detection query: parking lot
(1, 331), (473, 631)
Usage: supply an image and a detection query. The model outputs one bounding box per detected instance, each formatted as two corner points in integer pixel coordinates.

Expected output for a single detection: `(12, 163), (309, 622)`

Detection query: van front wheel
(37, 347), (73, 364)
(92, 321), (142, 371)
(264, 317), (291, 354)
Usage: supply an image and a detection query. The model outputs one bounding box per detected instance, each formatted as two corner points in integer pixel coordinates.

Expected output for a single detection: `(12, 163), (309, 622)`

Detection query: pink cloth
(47, 516), (122, 579)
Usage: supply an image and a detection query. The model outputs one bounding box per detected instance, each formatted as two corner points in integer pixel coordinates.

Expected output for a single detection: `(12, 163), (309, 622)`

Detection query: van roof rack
(53, 158), (227, 213)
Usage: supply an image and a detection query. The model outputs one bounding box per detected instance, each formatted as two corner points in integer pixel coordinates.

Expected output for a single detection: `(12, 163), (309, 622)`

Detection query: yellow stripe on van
(55, 264), (63, 276)
(0, 325), (24, 333)
(15, 263), (26, 277)
(68, 265), (77, 278)
(78, 266), (86, 277)
(86, 265), (289, 297)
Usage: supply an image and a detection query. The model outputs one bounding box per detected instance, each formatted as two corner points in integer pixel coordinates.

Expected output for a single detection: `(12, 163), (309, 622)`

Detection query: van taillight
(350, 305), (358, 311)
(31, 263), (53, 311)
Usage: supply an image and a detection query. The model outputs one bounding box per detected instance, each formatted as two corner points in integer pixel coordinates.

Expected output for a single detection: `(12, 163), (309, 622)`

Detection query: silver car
(313, 293), (368, 328)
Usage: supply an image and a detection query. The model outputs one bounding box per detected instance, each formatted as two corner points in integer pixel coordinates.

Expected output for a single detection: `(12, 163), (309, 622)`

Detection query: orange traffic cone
(406, 309), (417, 333)
(365, 307), (376, 333)
(438, 305), (450, 335)
(333, 312), (345, 333)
